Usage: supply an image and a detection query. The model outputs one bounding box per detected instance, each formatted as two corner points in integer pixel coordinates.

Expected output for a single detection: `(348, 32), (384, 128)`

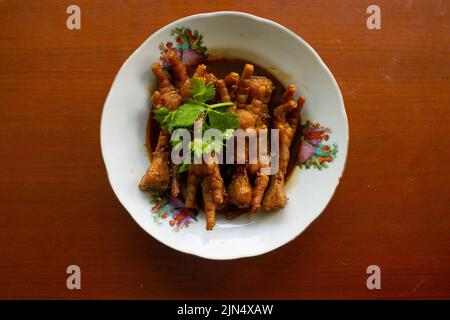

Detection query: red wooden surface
(0, 0), (449, 299)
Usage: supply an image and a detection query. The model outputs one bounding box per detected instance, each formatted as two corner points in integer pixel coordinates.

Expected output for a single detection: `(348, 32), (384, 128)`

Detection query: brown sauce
(146, 57), (301, 215)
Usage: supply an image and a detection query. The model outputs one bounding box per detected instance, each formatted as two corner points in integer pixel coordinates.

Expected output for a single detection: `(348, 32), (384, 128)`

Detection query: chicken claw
(262, 92), (305, 211)
(228, 164), (252, 208)
(166, 50), (188, 88)
(139, 130), (171, 192)
(202, 177), (216, 230)
(236, 64), (254, 108)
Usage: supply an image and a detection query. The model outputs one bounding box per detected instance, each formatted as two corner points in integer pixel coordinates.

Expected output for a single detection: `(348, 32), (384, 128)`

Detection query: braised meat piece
(263, 86), (305, 211)
(139, 50), (187, 192)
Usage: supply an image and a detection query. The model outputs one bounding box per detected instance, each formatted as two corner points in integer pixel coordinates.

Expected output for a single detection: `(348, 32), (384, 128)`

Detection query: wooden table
(1, 0), (449, 299)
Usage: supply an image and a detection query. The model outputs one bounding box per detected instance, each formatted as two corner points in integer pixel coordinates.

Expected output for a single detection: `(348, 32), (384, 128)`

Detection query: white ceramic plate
(100, 12), (348, 260)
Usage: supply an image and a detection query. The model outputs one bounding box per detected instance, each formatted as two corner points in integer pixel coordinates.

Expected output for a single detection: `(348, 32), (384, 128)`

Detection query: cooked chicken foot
(201, 176), (216, 230)
(139, 130), (171, 192)
(140, 54), (185, 191)
(262, 94), (305, 211)
(228, 164), (252, 208)
(185, 163), (225, 230)
(236, 64), (254, 108)
(170, 164), (181, 197)
(223, 72), (240, 101)
(229, 68), (274, 210)
(247, 86), (272, 213)
(166, 50), (188, 88)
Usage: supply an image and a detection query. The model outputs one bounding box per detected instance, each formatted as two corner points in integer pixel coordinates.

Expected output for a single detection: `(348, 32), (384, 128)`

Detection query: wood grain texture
(0, 0), (449, 299)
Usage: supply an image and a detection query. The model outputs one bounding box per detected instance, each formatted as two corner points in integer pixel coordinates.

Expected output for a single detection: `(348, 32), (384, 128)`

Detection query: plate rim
(100, 11), (349, 260)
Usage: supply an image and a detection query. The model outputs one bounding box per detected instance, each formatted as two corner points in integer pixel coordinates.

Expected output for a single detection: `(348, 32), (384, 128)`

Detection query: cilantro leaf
(189, 138), (204, 159)
(152, 106), (169, 123)
(178, 163), (189, 174)
(190, 77), (205, 95)
(165, 112), (178, 133)
(170, 133), (182, 148)
(205, 137), (224, 154)
(190, 76), (215, 103)
(207, 109), (240, 132)
(202, 83), (216, 102)
(171, 101), (206, 129)
(222, 129), (235, 140)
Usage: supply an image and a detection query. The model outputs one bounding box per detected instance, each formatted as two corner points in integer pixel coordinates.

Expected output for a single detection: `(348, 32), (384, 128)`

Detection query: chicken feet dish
(141, 51), (305, 230)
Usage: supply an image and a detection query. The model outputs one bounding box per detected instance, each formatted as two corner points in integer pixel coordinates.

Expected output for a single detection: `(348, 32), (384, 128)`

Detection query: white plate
(100, 12), (348, 260)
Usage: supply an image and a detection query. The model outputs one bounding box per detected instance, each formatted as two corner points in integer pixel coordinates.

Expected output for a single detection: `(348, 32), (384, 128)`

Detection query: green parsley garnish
(178, 162), (190, 174)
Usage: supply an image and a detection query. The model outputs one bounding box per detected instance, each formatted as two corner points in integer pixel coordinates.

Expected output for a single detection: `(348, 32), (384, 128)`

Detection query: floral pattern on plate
(298, 120), (338, 170)
(159, 27), (207, 69)
(151, 195), (198, 231)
